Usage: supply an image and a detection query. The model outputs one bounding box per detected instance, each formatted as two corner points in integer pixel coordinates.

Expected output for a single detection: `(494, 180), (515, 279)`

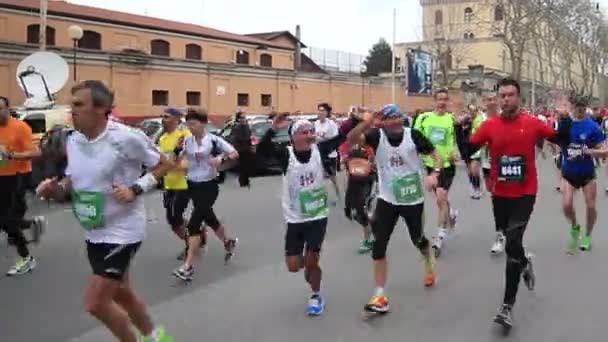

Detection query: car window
(251, 122), (271, 138)
(140, 121), (162, 137)
(22, 113), (46, 134)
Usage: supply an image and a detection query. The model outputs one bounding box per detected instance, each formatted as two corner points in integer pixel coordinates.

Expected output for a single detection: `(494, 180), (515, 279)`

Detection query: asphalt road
(2, 158), (608, 342)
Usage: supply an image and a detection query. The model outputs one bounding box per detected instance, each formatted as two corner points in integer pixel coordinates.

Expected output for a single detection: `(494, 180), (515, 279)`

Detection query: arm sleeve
(364, 128), (381, 151)
(411, 128), (435, 155)
(257, 129), (289, 173)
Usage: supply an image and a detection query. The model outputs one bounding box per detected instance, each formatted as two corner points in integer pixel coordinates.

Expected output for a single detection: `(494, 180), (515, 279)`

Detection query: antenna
(16, 51), (69, 109)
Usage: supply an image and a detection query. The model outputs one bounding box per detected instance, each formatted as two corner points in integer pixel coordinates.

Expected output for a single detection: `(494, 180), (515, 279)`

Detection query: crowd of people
(1, 76), (607, 340)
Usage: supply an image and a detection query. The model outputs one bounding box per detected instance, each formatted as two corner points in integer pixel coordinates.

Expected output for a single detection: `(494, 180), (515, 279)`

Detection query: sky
(67, 0), (424, 55)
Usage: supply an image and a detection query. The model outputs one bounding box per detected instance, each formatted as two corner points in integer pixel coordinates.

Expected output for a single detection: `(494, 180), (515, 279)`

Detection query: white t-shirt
(66, 121), (160, 244)
(314, 119), (339, 158)
(183, 134), (236, 182)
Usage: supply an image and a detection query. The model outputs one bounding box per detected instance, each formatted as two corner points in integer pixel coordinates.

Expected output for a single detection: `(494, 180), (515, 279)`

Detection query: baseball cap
(381, 104), (401, 118)
(163, 107), (183, 117)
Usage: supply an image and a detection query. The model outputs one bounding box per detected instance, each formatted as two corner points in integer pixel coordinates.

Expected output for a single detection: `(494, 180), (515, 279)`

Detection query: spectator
(230, 111), (253, 188)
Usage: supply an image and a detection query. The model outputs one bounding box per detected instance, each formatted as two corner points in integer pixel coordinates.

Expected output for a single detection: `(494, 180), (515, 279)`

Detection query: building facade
(0, 0), (462, 118)
(396, 0), (605, 107)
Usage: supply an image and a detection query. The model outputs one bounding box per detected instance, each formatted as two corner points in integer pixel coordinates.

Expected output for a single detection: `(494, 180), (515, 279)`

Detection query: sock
(374, 287), (384, 296)
(146, 327), (162, 340)
(472, 175), (481, 190)
(468, 174), (474, 186)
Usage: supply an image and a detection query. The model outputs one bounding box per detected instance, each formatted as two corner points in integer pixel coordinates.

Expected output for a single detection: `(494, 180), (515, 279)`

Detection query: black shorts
(285, 218), (327, 257)
(163, 190), (190, 227)
(86, 241), (141, 281)
(371, 199), (426, 260)
(482, 168), (491, 178)
(426, 165), (456, 191)
(322, 157), (337, 177)
(562, 172), (596, 189)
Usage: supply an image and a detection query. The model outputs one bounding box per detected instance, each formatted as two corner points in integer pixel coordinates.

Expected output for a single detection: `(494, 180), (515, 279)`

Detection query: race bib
(392, 173), (423, 203)
(498, 155), (526, 182)
(429, 127), (447, 145)
(299, 187), (329, 218)
(72, 191), (105, 230)
(566, 143), (584, 159)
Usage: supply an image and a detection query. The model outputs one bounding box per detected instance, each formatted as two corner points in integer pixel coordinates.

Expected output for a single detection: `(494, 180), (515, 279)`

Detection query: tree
(363, 38), (392, 76)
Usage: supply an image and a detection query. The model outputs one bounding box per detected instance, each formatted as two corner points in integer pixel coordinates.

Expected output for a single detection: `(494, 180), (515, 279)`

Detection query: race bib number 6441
(498, 155), (526, 182)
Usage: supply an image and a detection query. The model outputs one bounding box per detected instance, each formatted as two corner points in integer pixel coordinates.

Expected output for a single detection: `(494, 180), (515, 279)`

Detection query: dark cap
(163, 107), (183, 117)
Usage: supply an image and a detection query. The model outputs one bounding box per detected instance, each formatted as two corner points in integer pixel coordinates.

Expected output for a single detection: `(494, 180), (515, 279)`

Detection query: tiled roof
(246, 31), (307, 48)
(0, 0), (294, 50)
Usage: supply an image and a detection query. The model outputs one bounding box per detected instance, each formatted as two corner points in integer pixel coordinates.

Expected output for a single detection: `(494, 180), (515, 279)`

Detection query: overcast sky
(67, 0), (423, 55)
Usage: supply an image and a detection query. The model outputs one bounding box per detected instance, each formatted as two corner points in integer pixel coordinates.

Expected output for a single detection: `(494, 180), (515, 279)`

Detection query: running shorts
(86, 241), (141, 281)
(482, 168), (491, 178)
(426, 165), (456, 191)
(562, 172), (596, 189)
(285, 218), (327, 257)
(322, 157), (338, 177)
(163, 190), (190, 227)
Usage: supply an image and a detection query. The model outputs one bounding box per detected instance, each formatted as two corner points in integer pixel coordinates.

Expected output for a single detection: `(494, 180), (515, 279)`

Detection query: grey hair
(71, 80), (114, 114)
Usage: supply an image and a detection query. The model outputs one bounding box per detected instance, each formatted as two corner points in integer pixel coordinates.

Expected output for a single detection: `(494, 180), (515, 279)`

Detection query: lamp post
(360, 64), (367, 106)
(68, 25), (83, 82)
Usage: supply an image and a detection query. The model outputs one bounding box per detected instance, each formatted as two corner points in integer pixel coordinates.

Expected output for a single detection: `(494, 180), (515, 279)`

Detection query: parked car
(140, 117), (219, 145)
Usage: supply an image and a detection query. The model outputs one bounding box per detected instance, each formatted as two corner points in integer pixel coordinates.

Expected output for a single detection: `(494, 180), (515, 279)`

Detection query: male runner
(258, 114), (341, 316)
(467, 105), (485, 199)
(172, 109), (239, 281)
(315, 103), (341, 203)
(470, 78), (557, 330)
(36, 81), (174, 342)
(347, 104), (442, 314)
(0, 96), (44, 276)
(557, 95), (605, 253)
(414, 89), (459, 256)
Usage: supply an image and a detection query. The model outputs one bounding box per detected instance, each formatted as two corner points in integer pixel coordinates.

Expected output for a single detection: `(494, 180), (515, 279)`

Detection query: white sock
(374, 287), (384, 296)
(146, 327), (161, 340)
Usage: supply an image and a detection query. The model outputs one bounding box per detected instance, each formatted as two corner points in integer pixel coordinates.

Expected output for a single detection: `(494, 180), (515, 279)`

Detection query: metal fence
(306, 46), (366, 74)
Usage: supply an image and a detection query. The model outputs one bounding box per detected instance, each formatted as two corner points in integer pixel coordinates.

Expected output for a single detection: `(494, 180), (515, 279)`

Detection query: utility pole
(391, 8), (396, 103)
(39, 0), (48, 50)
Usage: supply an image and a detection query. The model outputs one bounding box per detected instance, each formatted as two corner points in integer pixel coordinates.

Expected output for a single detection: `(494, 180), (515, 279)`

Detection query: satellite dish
(16, 51), (69, 109)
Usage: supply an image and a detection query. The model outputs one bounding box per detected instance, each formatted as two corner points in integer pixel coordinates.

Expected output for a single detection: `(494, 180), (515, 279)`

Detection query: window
(152, 90), (169, 106)
(186, 91), (201, 106)
(79, 30), (102, 50)
(26, 24), (55, 46)
(237, 93), (249, 106)
(236, 50), (249, 64)
(260, 53), (272, 67)
(22, 113), (46, 134)
(185, 44), (202, 60)
(464, 7), (473, 22)
(464, 32), (475, 40)
(261, 94), (272, 107)
(435, 10), (443, 25)
(494, 5), (504, 21)
(151, 39), (170, 57)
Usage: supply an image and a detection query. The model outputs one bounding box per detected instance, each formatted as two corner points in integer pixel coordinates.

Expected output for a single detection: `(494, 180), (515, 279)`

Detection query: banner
(407, 50), (433, 96)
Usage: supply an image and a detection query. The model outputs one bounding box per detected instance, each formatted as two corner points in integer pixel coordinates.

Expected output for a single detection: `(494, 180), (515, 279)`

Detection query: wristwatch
(129, 184), (144, 197)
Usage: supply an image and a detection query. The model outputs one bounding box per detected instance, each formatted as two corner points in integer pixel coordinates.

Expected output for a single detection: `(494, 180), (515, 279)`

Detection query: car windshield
(250, 121), (289, 142)
(140, 120), (161, 137)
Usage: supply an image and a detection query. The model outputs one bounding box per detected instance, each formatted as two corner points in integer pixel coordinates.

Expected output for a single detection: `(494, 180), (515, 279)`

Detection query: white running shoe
(491, 232), (506, 255)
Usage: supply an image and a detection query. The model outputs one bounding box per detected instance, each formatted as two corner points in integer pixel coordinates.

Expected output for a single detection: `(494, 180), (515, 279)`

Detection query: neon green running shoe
(579, 235), (592, 251)
(358, 240), (373, 254)
(567, 225), (581, 255)
(142, 327), (174, 342)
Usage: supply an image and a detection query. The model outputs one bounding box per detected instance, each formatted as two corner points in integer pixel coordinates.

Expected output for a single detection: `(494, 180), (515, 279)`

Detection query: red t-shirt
(470, 112), (556, 198)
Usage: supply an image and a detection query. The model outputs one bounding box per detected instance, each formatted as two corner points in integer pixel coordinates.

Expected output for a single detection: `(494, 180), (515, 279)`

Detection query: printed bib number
(72, 191), (105, 230)
(566, 143), (584, 159)
(498, 155), (526, 182)
(299, 187), (329, 218)
(392, 173), (423, 203)
(429, 127), (447, 145)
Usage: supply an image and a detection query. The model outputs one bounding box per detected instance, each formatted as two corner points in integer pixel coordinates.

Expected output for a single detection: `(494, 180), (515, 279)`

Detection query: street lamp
(360, 64), (368, 106)
(68, 25), (83, 81)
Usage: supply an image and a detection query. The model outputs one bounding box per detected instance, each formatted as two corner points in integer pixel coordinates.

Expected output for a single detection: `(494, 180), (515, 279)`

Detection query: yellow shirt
(159, 128), (191, 190)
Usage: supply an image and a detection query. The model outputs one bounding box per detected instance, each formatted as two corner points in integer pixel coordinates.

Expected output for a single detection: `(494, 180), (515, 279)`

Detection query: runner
(346, 104), (441, 314)
(478, 92), (506, 254)
(557, 95), (605, 253)
(258, 114), (341, 316)
(315, 103), (341, 204)
(339, 132), (375, 253)
(158, 107), (199, 261)
(36, 81), (174, 342)
(0, 96), (44, 276)
(467, 105), (484, 200)
(414, 89), (459, 257)
(469, 78), (557, 330)
(172, 109), (239, 281)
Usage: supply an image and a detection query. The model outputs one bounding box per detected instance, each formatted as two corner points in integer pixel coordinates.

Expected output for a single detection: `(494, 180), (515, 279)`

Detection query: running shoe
(30, 216), (46, 244)
(307, 294), (325, 316)
(493, 304), (513, 328)
(364, 295), (389, 313)
(431, 234), (444, 257)
(142, 327), (174, 342)
(567, 225), (581, 255)
(490, 232), (506, 255)
(358, 240), (373, 254)
(224, 238), (238, 263)
(6, 256), (36, 276)
(423, 250), (437, 287)
(172, 265), (193, 281)
(522, 255), (535, 291)
(579, 234), (592, 251)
